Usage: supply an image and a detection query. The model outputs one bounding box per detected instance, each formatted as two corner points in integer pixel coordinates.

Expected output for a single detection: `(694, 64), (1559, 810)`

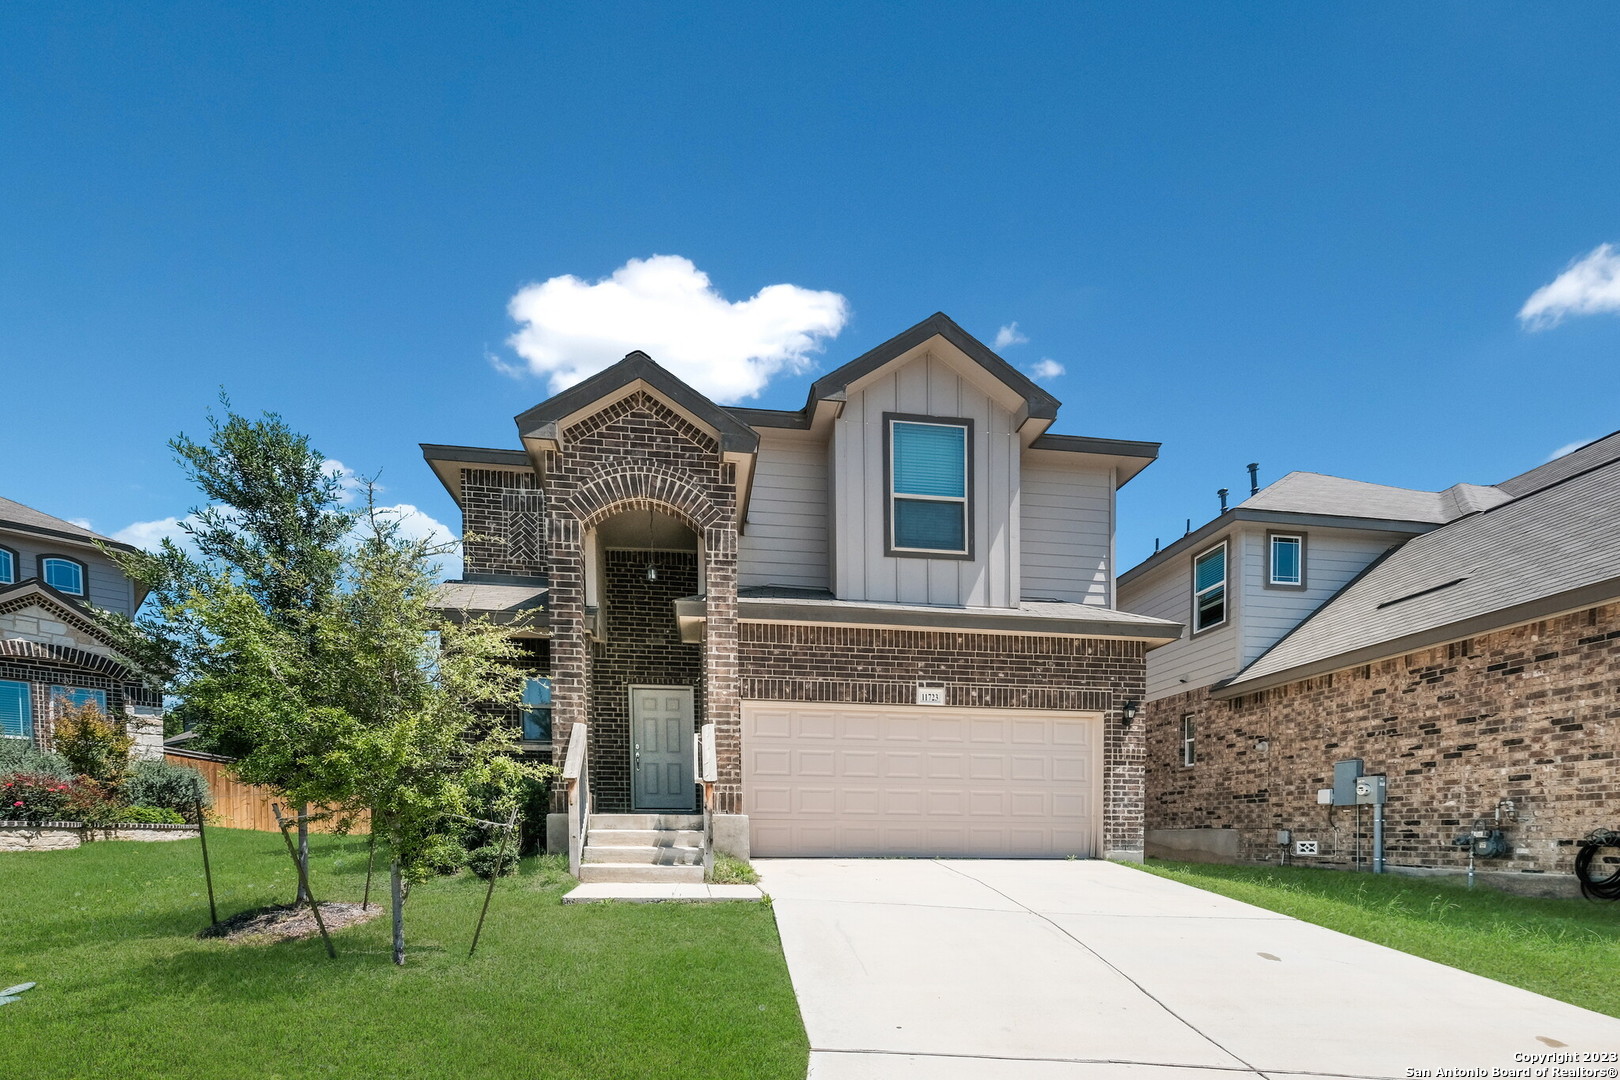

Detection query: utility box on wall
(1332, 758), (1364, 807)
(1354, 774), (1387, 805)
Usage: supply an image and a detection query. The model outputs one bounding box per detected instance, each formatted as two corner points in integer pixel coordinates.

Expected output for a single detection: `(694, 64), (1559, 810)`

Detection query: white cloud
(112, 515), (198, 550)
(1027, 358), (1065, 381)
(323, 459), (376, 505)
(1519, 243), (1620, 330)
(69, 517), (94, 530)
(993, 322), (1029, 349)
(502, 255), (849, 402)
(1546, 439), (1592, 462)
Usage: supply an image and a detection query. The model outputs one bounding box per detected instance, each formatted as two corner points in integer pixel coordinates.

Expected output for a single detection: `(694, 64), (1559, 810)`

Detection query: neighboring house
(0, 497), (164, 759)
(1118, 435), (1620, 886)
(423, 312), (1180, 865)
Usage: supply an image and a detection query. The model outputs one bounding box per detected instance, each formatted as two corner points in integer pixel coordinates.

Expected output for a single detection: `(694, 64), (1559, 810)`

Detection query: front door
(630, 686), (696, 811)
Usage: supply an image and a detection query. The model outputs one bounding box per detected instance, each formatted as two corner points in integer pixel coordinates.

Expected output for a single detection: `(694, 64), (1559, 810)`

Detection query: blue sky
(3, 2), (1618, 577)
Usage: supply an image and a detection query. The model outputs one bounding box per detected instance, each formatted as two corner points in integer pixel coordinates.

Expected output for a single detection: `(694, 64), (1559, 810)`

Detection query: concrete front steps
(578, 814), (705, 884)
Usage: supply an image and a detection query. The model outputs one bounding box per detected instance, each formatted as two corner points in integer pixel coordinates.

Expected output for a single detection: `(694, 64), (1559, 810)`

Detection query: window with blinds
(888, 418), (970, 556)
(1193, 542), (1227, 632)
(0, 680), (31, 739)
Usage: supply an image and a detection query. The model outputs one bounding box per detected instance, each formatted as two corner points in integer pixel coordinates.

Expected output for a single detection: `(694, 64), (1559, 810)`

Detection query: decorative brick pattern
(586, 550), (704, 813)
(1146, 601), (1620, 876)
(461, 468), (543, 577)
(738, 624), (1149, 858)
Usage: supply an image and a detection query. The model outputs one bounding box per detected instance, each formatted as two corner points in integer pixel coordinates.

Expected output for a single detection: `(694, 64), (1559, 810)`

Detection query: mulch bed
(199, 902), (384, 943)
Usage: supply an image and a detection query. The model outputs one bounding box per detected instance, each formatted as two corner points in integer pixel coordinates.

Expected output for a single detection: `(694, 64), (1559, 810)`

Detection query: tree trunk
(390, 855), (406, 966)
(296, 803), (311, 903)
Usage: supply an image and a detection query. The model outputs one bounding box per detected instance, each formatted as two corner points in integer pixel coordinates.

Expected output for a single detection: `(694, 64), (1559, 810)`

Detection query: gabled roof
(0, 578), (122, 651)
(806, 312), (1059, 421)
(1216, 447), (1620, 697)
(513, 351), (761, 454)
(0, 496), (136, 554)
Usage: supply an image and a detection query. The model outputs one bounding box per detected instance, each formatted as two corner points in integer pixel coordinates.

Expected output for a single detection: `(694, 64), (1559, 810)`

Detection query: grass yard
(1141, 859), (1620, 1017)
(0, 829), (808, 1080)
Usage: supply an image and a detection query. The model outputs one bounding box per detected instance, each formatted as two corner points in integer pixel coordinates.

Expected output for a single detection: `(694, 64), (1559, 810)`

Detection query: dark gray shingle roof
(1221, 458), (1620, 694)
(0, 496), (117, 546)
(1237, 472), (1508, 523)
(1497, 431), (1620, 496)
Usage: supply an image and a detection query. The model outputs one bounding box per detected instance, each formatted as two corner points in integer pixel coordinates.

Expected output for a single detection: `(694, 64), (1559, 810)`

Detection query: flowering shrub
(63, 779), (120, 826)
(53, 699), (132, 782)
(1, 773), (74, 822)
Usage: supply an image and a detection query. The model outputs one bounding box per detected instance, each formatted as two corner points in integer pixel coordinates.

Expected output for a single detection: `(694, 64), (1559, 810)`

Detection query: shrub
(1, 773), (74, 822)
(120, 759), (211, 814)
(0, 739), (71, 780)
(467, 844), (517, 880)
(53, 699), (132, 782)
(63, 779), (120, 826)
(419, 834), (470, 876)
(114, 805), (186, 824)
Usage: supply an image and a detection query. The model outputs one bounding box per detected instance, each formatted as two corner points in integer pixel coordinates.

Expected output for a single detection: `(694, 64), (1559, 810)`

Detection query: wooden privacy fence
(163, 748), (369, 834)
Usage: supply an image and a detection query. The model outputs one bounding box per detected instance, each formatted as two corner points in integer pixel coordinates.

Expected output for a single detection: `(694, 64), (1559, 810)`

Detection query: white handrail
(698, 722), (717, 880)
(563, 722), (589, 878)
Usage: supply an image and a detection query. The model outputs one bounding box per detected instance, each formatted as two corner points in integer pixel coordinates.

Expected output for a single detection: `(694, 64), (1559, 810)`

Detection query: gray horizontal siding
(739, 433), (830, 591)
(0, 532), (135, 616)
(1020, 462), (1112, 605)
(1119, 541), (1239, 700)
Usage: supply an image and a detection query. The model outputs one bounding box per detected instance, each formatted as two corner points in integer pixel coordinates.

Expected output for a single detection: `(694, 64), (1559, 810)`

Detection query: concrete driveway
(757, 858), (1620, 1079)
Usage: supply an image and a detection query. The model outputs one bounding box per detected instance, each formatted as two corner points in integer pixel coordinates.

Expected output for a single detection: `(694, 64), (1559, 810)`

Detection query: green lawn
(0, 829), (808, 1080)
(1140, 859), (1620, 1017)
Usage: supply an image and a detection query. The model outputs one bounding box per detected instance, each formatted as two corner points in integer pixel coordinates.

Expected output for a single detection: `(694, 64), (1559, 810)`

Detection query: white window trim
(1181, 715), (1196, 767)
(1191, 541), (1228, 633)
(886, 416), (972, 558)
(1268, 532), (1305, 588)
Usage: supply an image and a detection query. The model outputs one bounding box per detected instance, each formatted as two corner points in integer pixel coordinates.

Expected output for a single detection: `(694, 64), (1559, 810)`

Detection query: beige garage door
(743, 703), (1101, 858)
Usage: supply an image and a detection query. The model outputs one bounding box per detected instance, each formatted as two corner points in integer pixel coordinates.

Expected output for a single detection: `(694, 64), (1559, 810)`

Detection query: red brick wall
(1146, 602), (1620, 876)
(738, 624), (1149, 858)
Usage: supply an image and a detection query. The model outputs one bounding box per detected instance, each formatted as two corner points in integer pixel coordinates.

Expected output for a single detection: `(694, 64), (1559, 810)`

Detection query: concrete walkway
(757, 858), (1620, 1079)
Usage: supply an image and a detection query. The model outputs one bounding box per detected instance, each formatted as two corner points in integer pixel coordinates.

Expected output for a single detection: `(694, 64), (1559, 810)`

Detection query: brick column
(702, 524), (742, 813)
(1102, 653), (1148, 861)
(547, 512), (586, 810)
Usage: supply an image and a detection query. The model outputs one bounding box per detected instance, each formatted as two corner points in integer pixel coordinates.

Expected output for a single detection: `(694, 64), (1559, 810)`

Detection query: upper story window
(1267, 532), (1305, 588)
(886, 415), (972, 558)
(1192, 541), (1227, 633)
(0, 546), (14, 585)
(41, 556), (85, 596)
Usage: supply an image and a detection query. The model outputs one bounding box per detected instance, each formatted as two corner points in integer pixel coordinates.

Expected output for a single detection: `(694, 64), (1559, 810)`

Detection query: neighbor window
(52, 687), (107, 714)
(0, 680), (31, 740)
(1181, 715), (1196, 766)
(41, 556), (85, 596)
(521, 677), (553, 742)
(1192, 542), (1227, 632)
(887, 416), (971, 556)
(1268, 533), (1304, 588)
(0, 546), (14, 585)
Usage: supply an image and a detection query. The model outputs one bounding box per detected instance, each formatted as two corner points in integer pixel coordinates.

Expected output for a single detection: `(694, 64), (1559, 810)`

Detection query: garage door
(742, 703), (1101, 858)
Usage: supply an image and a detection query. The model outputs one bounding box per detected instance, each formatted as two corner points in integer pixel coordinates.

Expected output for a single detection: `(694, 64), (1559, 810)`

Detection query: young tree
(172, 493), (544, 963)
(103, 402), (354, 898)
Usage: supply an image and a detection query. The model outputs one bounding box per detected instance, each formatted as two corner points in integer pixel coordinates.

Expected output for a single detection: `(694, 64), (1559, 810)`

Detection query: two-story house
(423, 313), (1180, 870)
(0, 497), (164, 759)
(1118, 439), (1620, 889)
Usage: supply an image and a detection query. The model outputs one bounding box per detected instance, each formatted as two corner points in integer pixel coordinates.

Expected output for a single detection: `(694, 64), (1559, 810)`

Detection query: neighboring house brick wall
(588, 550), (704, 813)
(1146, 601), (1620, 879)
(737, 624), (1148, 858)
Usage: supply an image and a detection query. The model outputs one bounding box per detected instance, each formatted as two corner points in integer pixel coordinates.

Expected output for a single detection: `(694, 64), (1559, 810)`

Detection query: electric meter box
(1332, 758), (1364, 806)
(1354, 773), (1387, 806)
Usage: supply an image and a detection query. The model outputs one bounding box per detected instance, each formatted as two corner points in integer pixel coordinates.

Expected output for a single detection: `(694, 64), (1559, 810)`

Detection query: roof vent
(1376, 577), (1469, 610)
(1248, 463), (1260, 497)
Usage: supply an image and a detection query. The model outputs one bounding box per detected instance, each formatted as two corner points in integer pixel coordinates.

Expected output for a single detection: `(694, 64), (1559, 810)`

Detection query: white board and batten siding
(832, 352), (1020, 608)
(738, 430), (831, 591)
(1235, 525), (1407, 668)
(1020, 458), (1114, 606)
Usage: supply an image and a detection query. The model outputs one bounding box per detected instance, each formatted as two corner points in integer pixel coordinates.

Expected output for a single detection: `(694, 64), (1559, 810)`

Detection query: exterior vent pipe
(1248, 462), (1259, 496)
(1217, 488), (1229, 513)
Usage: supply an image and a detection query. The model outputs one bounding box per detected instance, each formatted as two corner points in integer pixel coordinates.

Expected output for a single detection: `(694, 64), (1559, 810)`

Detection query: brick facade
(738, 624), (1149, 858)
(461, 468), (544, 578)
(587, 550), (703, 813)
(538, 390), (741, 811)
(1146, 601), (1620, 877)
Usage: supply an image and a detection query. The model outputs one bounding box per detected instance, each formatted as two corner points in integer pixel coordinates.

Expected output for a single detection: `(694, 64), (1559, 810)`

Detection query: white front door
(631, 686), (696, 811)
